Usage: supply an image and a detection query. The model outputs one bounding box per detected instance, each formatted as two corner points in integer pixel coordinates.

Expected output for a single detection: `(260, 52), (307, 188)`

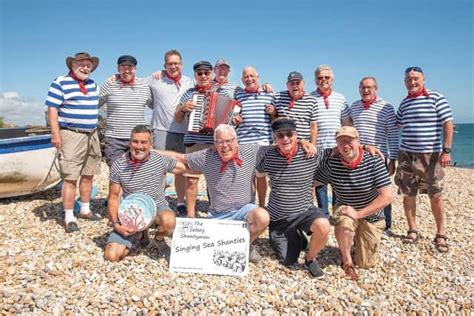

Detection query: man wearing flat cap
(46, 52), (102, 233)
(395, 66), (454, 253)
(313, 126), (393, 281)
(99, 55), (152, 166)
(256, 118), (331, 278)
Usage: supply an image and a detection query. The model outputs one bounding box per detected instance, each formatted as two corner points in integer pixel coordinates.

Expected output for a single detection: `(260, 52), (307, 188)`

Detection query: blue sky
(1, 0), (473, 125)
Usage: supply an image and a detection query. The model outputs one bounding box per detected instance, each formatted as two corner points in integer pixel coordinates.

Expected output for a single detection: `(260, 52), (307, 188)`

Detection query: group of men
(46, 51), (454, 280)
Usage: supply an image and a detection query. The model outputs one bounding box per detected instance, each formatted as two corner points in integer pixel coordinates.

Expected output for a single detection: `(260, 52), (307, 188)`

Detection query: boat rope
(33, 148), (61, 191)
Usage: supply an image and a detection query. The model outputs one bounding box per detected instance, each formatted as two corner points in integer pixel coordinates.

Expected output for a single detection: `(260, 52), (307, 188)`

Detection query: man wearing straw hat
(46, 52), (102, 233)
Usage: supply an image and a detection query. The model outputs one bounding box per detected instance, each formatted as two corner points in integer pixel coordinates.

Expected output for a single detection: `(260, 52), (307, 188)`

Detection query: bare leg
(335, 226), (355, 266)
(256, 176), (267, 208)
(305, 218), (330, 261)
(62, 179), (77, 209)
(104, 243), (129, 262)
(155, 210), (177, 240)
(79, 175), (94, 203)
(403, 196), (418, 239)
(246, 207), (270, 243)
(185, 176), (199, 218)
(175, 174), (186, 205)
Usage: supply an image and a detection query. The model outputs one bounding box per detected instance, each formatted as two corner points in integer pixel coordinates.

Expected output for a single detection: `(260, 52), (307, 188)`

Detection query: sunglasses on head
(405, 66), (423, 74)
(275, 130), (295, 139)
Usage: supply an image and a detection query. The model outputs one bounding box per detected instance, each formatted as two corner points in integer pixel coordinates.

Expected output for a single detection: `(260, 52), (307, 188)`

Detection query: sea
(452, 123), (474, 168)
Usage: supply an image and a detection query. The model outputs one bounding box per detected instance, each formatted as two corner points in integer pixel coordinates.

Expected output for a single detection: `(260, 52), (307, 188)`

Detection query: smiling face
(336, 135), (360, 162)
(315, 69), (333, 92)
(164, 54), (183, 78)
(194, 69), (212, 87)
(287, 79), (305, 98)
(129, 132), (152, 161)
(359, 78), (377, 102)
(241, 67), (260, 90)
(274, 129), (298, 154)
(71, 60), (93, 80)
(405, 70), (425, 95)
(214, 128), (238, 162)
(214, 65), (230, 83)
(118, 64), (136, 82)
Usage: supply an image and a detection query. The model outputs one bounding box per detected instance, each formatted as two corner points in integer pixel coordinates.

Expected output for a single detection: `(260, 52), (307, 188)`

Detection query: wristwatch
(112, 220), (120, 227)
(442, 147), (451, 154)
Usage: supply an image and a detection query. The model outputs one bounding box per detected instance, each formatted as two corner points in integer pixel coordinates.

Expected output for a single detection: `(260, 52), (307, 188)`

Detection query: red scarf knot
(407, 87), (430, 99)
(219, 154), (243, 173)
(277, 143), (299, 165)
(289, 91), (305, 109)
(317, 88), (332, 109)
(167, 73), (182, 88)
(128, 152), (150, 173)
(69, 71), (88, 95)
(362, 96), (377, 110)
(195, 84), (212, 93)
(119, 77), (135, 88)
(340, 146), (364, 170)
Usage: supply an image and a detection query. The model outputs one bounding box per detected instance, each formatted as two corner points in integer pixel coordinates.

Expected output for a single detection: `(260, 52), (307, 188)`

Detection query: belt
(62, 127), (96, 134)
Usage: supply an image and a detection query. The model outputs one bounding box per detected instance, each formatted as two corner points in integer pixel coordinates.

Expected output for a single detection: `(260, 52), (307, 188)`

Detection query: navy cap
(193, 61), (213, 72)
(117, 55), (137, 66)
(271, 118), (296, 132)
(287, 71), (303, 82)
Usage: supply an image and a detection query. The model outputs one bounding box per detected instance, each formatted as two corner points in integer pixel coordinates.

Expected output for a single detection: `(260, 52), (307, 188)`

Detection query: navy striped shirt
(350, 98), (399, 160)
(99, 78), (152, 139)
(234, 90), (274, 144)
(310, 90), (350, 148)
(256, 146), (331, 221)
(272, 91), (318, 141)
(186, 144), (261, 213)
(45, 74), (99, 131)
(396, 89), (453, 153)
(314, 152), (391, 222)
(109, 152), (177, 207)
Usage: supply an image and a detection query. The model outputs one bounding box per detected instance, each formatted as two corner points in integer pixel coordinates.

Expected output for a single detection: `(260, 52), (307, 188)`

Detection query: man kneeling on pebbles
(104, 125), (190, 262)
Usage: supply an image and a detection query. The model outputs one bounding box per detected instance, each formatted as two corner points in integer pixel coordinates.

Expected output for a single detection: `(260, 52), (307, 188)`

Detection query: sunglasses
(275, 130), (295, 139)
(215, 138), (235, 147)
(317, 76), (331, 80)
(405, 66), (423, 74)
(196, 71), (211, 77)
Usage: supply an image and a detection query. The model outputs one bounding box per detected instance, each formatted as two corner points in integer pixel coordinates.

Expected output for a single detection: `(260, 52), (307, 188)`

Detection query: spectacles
(275, 130), (295, 139)
(317, 76), (331, 80)
(166, 62), (181, 66)
(336, 137), (356, 145)
(215, 138), (235, 147)
(197, 71), (211, 77)
(405, 66), (423, 74)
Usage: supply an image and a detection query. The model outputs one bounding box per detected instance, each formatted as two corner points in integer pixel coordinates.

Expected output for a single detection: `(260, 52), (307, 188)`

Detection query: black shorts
(269, 207), (325, 265)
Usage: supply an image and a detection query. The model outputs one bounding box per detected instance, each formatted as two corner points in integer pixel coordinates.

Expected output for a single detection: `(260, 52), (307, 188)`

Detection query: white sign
(170, 218), (250, 276)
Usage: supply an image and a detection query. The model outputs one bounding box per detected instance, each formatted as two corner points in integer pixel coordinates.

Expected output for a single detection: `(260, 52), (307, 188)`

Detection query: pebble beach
(1, 164), (473, 315)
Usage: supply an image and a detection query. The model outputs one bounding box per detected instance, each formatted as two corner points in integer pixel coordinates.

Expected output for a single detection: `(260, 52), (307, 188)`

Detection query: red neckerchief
(362, 96), (377, 110)
(340, 146), (364, 169)
(277, 143), (299, 165)
(214, 79), (228, 86)
(288, 91), (305, 109)
(128, 152), (150, 173)
(245, 87), (260, 93)
(69, 71), (88, 95)
(406, 87), (430, 99)
(119, 77), (135, 88)
(167, 73), (182, 88)
(219, 153), (243, 173)
(317, 88), (332, 109)
(195, 84), (212, 93)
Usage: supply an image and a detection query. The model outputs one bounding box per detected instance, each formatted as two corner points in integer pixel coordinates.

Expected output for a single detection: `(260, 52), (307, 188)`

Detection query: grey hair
(131, 124), (153, 141)
(242, 66), (259, 77)
(315, 64), (334, 78)
(213, 124), (237, 141)
(359, 76), (378, 88)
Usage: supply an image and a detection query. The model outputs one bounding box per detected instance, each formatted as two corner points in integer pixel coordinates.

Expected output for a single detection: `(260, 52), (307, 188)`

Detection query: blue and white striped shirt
(311, 90), (350, 149)
(46, 74), (99, 131)
(351, 98), (399, 160)
(396, 89), (453, 153)
(235, 90), (274, 144)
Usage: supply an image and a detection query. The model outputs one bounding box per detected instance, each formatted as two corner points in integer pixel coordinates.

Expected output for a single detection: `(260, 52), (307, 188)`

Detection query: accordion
(187, 92), (240, 134)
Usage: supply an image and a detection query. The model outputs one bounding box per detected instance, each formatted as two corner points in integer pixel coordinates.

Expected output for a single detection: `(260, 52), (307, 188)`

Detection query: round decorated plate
(118, 193), (157, 232)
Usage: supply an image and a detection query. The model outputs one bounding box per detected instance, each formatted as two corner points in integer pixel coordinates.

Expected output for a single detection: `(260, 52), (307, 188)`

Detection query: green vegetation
(0, 116), (4, 128)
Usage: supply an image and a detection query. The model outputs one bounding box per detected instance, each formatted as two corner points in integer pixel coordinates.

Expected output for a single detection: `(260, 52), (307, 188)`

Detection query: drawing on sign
(213, 249), (246, 273)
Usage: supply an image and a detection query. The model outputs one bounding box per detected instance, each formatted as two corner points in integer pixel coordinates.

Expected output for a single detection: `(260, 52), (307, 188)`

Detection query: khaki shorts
(184, 143), (213, 178)
(333, 206), (384, 268)
(395, 150), (444, 197)
(59, 129), (102, 181)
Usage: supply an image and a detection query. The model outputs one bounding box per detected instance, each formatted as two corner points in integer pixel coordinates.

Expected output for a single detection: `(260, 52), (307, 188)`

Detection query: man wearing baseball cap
(99, 54), (152, 166)
(46, 52), (102, 233)
(314, 126), (393, 281)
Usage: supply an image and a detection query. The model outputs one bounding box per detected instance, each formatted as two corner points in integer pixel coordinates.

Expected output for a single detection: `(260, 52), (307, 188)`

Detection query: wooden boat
(0, 127), (61, 198)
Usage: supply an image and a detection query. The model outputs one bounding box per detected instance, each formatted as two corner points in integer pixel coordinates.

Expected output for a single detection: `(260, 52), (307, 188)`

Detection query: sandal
(433, 234), (449, 253)
(403, 229), (419, 244)
(342, 263), (359, 281)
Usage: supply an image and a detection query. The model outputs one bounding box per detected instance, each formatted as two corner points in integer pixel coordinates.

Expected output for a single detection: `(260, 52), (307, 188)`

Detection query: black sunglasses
(275, 130), (295, 139)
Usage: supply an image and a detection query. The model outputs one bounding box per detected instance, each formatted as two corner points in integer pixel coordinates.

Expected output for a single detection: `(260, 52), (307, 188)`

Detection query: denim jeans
(383, 204), (392, 229)
(315, 184), (337, 218)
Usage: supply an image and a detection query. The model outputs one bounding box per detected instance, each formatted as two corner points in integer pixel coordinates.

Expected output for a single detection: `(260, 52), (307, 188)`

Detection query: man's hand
(180, 99), (196, 113)
(340, 205), (359, 220)
(388, 160), (396, 176)
(439, 152), (451, 168)
(51, 132), (62, 149)
(262, 83), (273, 93)
(153, 70), (167, 80)
(265, 104), (276, 116)
(114, 223), (136, 237)
(232, 114), (243, 126)
(300, 140), (316, 158)
(107, 74), (118, 84)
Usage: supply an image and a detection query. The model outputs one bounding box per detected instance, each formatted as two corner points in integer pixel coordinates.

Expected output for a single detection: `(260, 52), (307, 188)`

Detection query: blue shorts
(208, 203), (257, 220)
(106, 204), (171, 249)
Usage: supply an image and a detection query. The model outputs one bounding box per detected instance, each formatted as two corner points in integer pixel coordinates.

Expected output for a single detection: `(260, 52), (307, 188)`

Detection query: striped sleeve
(385, 104), (399, 160)
(45, 78), (64, 108)
(185, 148), (209, 172)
